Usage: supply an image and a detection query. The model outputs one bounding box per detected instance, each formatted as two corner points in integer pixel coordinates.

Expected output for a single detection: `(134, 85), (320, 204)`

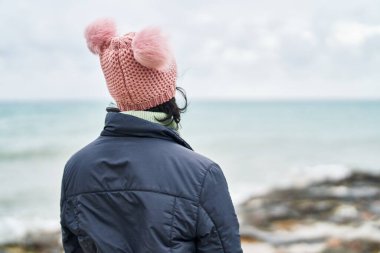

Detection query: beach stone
(0, 230), (62, 253)
(322, 239), (380, 253)
(330, 205), (359, 223)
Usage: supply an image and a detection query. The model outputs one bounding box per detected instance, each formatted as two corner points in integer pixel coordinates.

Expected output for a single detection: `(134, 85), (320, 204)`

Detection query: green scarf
(120, 110), (179, 132)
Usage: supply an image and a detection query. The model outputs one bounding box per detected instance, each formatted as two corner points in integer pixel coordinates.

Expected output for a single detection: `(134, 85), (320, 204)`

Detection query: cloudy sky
(1, 0), (379, 100)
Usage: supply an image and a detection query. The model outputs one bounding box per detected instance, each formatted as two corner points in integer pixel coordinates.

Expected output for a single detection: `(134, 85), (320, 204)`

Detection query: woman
(60, 18), (242, 253)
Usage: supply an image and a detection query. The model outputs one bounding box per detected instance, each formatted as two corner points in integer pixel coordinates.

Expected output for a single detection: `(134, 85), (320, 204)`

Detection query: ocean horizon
(0, 99), (379, 243)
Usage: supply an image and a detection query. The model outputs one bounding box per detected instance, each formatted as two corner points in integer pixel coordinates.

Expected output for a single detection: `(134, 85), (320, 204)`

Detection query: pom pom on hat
(131, 27), (172, 70)
(85, 18), (117, 54)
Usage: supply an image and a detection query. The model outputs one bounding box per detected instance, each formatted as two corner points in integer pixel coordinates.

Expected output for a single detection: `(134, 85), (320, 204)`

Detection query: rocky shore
(1, 171), (379, 253)
(239, 171), (380, 253)
(0, 230), (62, 253)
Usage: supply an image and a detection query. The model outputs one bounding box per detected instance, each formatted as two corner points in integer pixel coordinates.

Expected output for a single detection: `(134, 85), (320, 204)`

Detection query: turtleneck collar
(120, 110), (179, 132)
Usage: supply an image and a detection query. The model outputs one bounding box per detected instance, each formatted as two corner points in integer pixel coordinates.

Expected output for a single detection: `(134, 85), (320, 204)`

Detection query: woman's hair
(146, 87), (188, 125)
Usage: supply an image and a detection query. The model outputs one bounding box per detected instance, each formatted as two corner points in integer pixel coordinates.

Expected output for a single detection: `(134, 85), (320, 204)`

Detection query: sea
(0, 100), (379, 243)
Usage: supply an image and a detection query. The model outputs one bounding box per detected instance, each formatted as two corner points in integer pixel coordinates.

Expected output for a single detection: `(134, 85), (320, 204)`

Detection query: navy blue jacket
(60, 110), (243, 253)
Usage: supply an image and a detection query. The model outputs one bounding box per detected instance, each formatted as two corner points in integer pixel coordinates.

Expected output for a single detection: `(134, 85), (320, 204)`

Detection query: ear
(131, 27), (172, 70)
(84, 18), (117, 54)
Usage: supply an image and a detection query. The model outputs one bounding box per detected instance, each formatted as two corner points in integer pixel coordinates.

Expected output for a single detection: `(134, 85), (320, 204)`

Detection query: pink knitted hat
(84, 18), (177, 111)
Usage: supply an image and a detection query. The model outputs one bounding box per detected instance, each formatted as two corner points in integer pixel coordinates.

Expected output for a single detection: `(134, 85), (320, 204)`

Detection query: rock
(322, 239), (380, 253)
(330, 205), (359, 223)
(240, 171), (380, 230)
(0, 230), (62, 253)
(239, 171), (380, 252)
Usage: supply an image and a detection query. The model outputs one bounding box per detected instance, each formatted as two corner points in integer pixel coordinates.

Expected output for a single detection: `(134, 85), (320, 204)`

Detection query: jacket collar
(100, 109), (193, 151)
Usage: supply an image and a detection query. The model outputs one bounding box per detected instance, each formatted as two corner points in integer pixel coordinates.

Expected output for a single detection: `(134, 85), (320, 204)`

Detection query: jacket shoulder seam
(195, 163), (215, 234)
(198, 204), (225, 252)
(65, 188), (196, 202)
(169, 197), (177, 252)
(197, 163), (217, 200)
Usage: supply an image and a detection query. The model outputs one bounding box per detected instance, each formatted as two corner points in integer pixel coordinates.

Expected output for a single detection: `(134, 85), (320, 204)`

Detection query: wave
(0, 148), (61, 161)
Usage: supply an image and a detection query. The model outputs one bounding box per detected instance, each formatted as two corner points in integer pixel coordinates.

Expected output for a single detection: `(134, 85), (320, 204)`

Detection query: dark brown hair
(146, 87), (188, 125)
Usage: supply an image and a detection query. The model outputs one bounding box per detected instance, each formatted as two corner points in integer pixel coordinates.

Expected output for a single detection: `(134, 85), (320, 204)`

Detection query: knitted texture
(85, 19), (177, 111)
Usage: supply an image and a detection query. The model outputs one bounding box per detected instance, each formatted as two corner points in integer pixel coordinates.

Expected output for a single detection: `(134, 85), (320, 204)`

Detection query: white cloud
(221, 48), (259, 64)
(327, 21), (380, 47)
